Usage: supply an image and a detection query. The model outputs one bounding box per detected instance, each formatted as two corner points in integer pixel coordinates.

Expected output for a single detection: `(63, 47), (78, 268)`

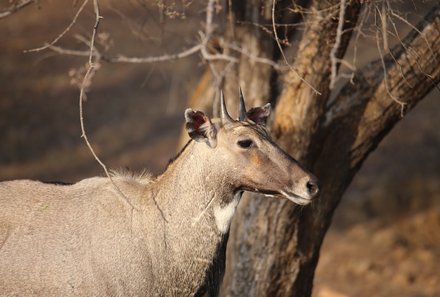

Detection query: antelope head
(184, 90), (319, 205)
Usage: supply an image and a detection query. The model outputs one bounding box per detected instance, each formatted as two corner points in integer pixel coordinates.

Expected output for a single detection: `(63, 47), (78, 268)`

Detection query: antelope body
(0, 92), (319, 296)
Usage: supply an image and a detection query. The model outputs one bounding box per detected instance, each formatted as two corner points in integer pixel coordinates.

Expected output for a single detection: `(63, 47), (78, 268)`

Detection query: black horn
(220, 90), (234, 123)
(238, 87), (247, 121)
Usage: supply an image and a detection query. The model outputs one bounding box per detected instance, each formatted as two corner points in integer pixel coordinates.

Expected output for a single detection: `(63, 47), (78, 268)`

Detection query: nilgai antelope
(0, 91), (319, 297)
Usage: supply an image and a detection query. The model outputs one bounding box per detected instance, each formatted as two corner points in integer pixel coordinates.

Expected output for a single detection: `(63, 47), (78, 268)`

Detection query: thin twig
(204, 53), (238, 63)
(200, 0), (218, 62)
(25, 0), (89, 53)
(34, 0), (271, 77)
(109, 44), (202, 63)
(271, 0), (321, 95)
(329, 0), (346, 90)
(349, 6), (369, 84)
(227, 42), (285, 71)
(108, 5), (154, 43)
(0, 0), (34, 19)
(200, 0), (229, 102)
(390, 9), (436, 62)
(388, 49), (413, 88)
(48, 44), (91, 57)
(48, 43), (202, 63)
(78, 0), (136, 211)
(375, 30), (406, 117)
(205, 0), (215, 37)
(385, 2), (435, 91)
(48, 41), (240, 65)
(88, 0), (101, 64)
(336, 58), (355, 71)
(387, 12), (413, 88)
(74, 34), (102, 59)
(380, 2), (388, 50)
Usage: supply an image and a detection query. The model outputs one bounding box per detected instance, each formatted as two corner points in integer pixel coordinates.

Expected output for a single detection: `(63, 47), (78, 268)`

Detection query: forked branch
(327, 4), (440, 127)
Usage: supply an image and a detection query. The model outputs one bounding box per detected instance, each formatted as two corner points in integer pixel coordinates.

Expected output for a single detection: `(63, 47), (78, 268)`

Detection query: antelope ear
(246, 103), (271, 126)
(184, 109), (217, 147)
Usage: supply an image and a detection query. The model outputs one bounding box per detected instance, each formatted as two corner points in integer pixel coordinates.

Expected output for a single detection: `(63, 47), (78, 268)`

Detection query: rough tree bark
(181, 1), (439, 296)
(220, 2), (440, 297)
(222, 1), (361, 295)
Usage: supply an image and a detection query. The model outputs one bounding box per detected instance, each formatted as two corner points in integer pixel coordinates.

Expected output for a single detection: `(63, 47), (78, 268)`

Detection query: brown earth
(0, 1), (439, 296)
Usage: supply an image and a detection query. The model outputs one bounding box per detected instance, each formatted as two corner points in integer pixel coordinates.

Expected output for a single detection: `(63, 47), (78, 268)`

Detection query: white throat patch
(213, 198), (239, 234)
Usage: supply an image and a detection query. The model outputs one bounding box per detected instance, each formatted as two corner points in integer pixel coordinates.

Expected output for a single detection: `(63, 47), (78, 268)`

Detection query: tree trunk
(220, 2), (440, 297)
(184, 1), (440, 296)
(222, 1), (361, 295)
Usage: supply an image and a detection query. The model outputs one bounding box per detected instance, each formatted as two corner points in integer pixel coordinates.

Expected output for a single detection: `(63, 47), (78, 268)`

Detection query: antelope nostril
(306, 180), (319, 196)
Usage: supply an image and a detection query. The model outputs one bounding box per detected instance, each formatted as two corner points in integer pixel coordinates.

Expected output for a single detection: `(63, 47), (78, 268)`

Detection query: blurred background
(0, 1), (439, 296)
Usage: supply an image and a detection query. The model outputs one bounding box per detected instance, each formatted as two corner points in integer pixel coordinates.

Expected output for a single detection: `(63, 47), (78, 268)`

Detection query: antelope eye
(237, 139), (253, 148)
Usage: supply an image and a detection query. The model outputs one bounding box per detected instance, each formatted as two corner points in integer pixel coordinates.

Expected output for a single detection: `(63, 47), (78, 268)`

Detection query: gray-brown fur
(0, 95), (319, 296)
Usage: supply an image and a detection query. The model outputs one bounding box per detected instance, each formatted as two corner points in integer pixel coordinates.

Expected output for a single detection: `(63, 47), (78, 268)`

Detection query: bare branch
(24, 0), (208, 65)
(390, 9), (437, 61)
(200, 0), (226, 88)
(388, 49), (413, 89)
(0, 0), (34, 19)
(380, 1), (388, 50)
(48, 42), (201, 63)
(329, 0), (346, 90)
(272, 0), (321, 95)
(327, 4), (440, 125)
(388, 20), (438, 91)
(47, 45), (91, 57)
(204, 0), (215, 37)
(226, 42), (285, 71)
(349, 6), (369, 83)
(73, 34), (102, 59)
(88, 0), (102, 64)
(25, 0), (89, 53)
(336, 58), (355, 71)
(27, 0), (277, 80)
(107, 5), (155, 43)
(77, 0), (135, 212)
(375, 29), (406, 117)
(114, 44), (202, 63)
(48, 41), (240, 65)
